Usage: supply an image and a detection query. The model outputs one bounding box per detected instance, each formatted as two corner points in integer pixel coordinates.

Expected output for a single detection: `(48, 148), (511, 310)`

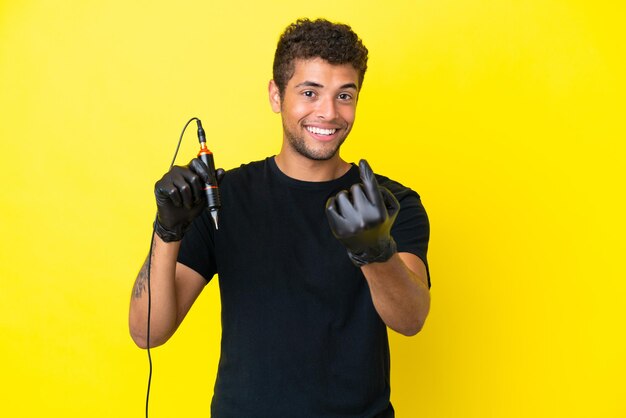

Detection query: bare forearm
(128, 234), (181, 348)
(361, 253), (430, 336)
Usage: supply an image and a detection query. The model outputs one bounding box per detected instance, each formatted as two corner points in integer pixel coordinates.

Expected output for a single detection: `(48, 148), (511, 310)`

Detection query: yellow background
(1, 0), (624, 416)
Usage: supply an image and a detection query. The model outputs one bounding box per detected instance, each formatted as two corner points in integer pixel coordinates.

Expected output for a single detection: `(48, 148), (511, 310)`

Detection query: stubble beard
(283, 122), (347, 161)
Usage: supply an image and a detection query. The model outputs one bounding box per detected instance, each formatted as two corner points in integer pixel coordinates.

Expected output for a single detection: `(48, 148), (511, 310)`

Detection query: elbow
(129, 319), (169, 349)
(131, 333), (149, 349)
(129, 304), (177, 349)
(395, 319), (425, 337)
(129, 324), (149, 349)
(392, 306), (430, 336)
(129, 329), (168, 349)
(129, 315), (148, 348)
(400, 292), (431, 336)
(381, 303), (430, 336)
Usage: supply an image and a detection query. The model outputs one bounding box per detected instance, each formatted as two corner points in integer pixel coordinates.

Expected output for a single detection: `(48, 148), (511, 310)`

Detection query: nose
(315, 95), (338, 120)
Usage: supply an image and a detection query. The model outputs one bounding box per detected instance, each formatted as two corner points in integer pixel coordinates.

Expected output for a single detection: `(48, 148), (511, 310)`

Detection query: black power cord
(145, 117), (200, 418)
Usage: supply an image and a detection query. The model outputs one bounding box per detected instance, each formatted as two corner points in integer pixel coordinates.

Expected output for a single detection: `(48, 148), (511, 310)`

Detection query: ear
(268, 80), (282, 113)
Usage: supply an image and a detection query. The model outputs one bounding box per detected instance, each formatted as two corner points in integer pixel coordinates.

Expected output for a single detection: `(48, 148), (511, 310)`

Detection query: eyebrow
(295, 81), (358, 90)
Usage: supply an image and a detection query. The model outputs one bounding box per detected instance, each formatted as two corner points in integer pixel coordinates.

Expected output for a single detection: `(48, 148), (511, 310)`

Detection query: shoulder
(373, 172), (428, 222)
(226, 158), (268, 176)
(221, 158), (270, 186)
(374, 173), (421, 201)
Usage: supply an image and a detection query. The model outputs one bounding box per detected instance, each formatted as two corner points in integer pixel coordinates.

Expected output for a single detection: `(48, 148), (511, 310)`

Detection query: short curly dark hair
(272, 18), (369, 98)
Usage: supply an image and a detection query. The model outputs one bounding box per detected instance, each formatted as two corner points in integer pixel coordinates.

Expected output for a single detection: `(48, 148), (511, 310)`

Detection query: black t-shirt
(178, 157), (430, 418)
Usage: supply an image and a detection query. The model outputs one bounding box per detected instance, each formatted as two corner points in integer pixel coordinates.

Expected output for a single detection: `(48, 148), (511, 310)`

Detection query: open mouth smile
(306, 126), (337, 136)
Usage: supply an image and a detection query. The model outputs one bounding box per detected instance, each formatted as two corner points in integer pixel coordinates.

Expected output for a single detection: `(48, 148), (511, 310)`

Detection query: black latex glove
(153, 158), (225, 242)
(326, 159), (400, 266)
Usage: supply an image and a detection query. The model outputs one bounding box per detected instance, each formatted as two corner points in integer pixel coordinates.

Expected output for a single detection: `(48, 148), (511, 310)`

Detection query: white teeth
(306, 126), (336, 136)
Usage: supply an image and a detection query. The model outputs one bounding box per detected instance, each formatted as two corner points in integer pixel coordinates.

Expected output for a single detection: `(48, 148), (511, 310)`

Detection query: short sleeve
(377, 176), (431, 287)
(177, 210), (218, 282)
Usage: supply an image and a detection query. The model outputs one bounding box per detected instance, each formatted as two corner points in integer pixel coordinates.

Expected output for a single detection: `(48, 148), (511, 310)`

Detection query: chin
(299, 145), (341, 161)
(299, 140), (345, 161)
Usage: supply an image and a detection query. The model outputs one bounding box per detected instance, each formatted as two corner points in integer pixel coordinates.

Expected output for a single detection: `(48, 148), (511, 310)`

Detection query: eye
(338, 93), (353, 101)
(302, 90), (316, 98)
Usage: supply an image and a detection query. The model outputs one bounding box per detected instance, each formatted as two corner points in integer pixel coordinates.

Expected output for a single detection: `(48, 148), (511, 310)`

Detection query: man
(129, 18), (430, 417)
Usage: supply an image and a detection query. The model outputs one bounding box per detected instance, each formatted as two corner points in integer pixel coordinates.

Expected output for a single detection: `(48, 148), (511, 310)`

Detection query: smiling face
(270, 58), (360, 162)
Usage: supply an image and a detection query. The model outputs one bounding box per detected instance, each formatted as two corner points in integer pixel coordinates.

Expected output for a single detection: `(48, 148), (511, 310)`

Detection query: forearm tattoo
(132, 257), (149, 299)
(132, 241), (156, 299)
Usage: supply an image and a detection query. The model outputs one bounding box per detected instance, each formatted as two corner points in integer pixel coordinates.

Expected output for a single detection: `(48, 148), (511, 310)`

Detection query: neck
(274, 149), (351, 182)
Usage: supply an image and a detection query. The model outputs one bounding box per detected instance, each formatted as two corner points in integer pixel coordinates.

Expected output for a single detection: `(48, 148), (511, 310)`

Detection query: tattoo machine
(195, 119), (221, 229)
